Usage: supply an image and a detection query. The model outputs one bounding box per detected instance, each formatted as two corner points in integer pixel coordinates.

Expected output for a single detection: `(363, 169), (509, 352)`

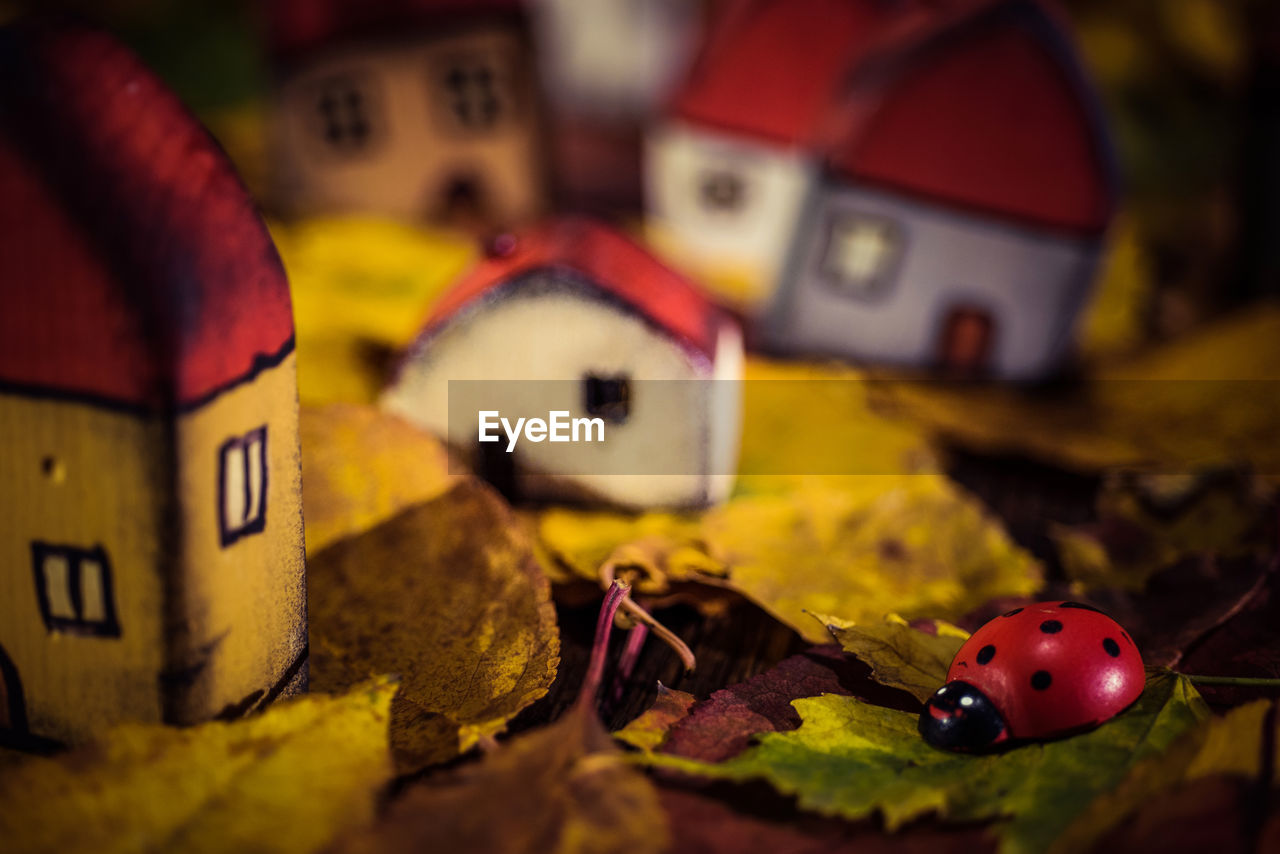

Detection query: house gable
(830, 1), (1115, 234)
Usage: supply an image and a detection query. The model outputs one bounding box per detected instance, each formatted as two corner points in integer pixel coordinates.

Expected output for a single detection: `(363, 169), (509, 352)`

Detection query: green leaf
(647, 670), (1209, 854)
(818, 613), (968, 702)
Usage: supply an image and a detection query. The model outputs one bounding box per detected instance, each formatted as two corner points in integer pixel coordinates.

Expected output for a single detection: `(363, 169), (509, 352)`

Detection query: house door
(938, 306), (994, 376)
(0, 644), (28, 735)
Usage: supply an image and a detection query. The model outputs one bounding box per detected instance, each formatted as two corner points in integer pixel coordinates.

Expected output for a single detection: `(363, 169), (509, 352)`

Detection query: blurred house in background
(766, 0), (1116, 379)
(531, 0), (707, 211)
(647, 0), (1116, 380)
(266, 0), (548, 229)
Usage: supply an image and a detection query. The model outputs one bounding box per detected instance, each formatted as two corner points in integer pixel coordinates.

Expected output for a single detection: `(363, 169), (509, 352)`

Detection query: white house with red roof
(381, 218), (743, 508)
(645, 0), (926, 308)
(646, 0), (1116, 378)
(765, 0), (1116, 378)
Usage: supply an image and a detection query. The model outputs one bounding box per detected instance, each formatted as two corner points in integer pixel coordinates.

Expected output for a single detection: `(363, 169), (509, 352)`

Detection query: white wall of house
(645, 121), (817, 301)
(766, 183), (1103, 380)
(382, 278), (741, 507)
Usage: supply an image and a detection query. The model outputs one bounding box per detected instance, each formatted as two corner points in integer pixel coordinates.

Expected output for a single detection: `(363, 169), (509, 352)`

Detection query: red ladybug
(919, 601), (1144, 751)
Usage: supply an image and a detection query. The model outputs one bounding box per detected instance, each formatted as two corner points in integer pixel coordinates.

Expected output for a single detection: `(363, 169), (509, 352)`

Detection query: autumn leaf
(614, 684), (697, 752)
(334, 699), (667, 854)
(876, 305), (1280, 473)
(308, 481), (559, 772)
(819, 614), (968, 703)
(1055, 696), (1276, 852)
(300, 403), (463, 555)
(657, 787), (994, 854)
(647, 670), (1208, 854)
(701, 477), (1041, 643)
(734, 358), (941, 493)
(0, 678), (396, 854)
(1050, 471), (1273, 591)
(334, 580), (667, 854)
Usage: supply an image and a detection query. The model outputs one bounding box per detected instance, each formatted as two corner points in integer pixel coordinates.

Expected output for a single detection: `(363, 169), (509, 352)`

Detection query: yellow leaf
(703, 477), (1041, 643)
(0, 678), (396, 854)
(300, 403), (463, 555)
(879, 304), (1280, 472)
(308, 481), (559, 773)
(819, 613), (969, 702)
(613, 684), (697, 753)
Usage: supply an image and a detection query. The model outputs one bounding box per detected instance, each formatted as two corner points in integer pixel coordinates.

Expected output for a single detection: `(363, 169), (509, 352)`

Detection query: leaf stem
(618, 597), (697, 673)
(580, 579), (631, 708)
(1184, 674), (1280, 687)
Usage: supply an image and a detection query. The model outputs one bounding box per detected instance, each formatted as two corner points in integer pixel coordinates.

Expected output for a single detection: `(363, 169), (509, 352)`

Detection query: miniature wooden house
(381, 219), (742, 508)
(645, 0), (907, 309)
(765, 0), (1116, 379)
(0, 21), (307, 749)
(645, 0), (1116, 373)
(267, 0), (548, 229)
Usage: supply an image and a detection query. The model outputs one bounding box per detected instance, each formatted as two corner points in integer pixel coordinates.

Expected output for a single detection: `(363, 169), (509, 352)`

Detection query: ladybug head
(919, 681), (1008, 752)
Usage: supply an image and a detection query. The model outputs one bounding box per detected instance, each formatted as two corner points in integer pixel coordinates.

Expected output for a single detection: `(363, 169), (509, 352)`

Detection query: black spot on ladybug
(1002, 608), (1023, 617)
(1060, 601), (1104, 613)
(1103, 637), (1121, 657)
(1031, 670), (1052, 690)
(1040, 619), (1063, 634)
(976, 644), (995, 665)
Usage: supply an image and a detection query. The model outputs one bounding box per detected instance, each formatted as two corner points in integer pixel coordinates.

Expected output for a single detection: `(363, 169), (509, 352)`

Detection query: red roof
(829, 0), (1114, 233)
(414, 219), (726, 361)
(0, 20), (295, 411)
(266, 0), (524, 65)
(670, 0), (934, 146)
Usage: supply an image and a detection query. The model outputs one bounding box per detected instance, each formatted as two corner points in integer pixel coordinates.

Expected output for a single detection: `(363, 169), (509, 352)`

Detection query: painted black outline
(217, 425), (269, 548)
(31, 542), (122, 638)
(0, 335), (296, 417)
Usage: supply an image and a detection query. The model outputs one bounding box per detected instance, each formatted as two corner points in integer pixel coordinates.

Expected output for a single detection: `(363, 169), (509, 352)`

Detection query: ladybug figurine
(920, 601), (1144, 751)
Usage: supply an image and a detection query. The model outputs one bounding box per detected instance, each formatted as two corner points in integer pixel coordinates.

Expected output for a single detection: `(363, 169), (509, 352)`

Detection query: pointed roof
(826, 0), (1116, 233)
(669, 0), (936, 146)
(412, 218), (726, 360)
(267, 0), (525, 66)
(0, 19), (295, 413)
(668, 0), (1115, 233)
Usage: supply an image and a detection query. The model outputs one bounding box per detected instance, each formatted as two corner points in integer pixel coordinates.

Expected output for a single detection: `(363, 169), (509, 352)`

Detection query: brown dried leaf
(820, 614), (968, 703)
(308, 481), (559, 772)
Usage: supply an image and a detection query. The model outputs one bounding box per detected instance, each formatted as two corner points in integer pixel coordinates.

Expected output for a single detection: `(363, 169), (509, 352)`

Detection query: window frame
(218, 425), (269, 548)
(582, 373), (631, 424)
(307, 72), (383, 156)
(434, 51), (511, 134)
(697, 167), (749, 214)
(817, 211), (905, 302)
(31, 542), (121, 638)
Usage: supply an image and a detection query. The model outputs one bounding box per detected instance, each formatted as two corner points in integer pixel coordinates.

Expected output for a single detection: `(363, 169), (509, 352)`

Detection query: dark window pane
(583, 374), (630, 424)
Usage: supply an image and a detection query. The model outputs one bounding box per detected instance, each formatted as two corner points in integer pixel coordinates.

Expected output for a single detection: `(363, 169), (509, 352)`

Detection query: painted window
(219, 426), (268, 547)
(698, 168), (746, 213)
(314, 76), (375, 151)
(441, 56), (504, 130)
(583, 374), (630, 424)
(31, 543), (120, 637)
(820, 214), (902, 299)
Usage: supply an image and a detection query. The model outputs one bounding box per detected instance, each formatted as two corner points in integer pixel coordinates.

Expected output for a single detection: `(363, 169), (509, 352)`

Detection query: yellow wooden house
(0, 20), (307, 749)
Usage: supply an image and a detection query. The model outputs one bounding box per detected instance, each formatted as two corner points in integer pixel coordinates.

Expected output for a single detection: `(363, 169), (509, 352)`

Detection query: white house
(764, 0), (1117, 379)
(381, 219), (742, 508)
